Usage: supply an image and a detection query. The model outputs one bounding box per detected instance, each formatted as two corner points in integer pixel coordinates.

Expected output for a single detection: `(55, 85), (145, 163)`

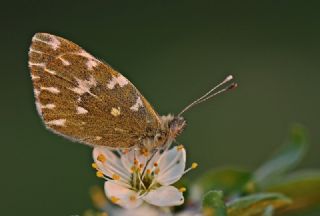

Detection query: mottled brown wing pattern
(29, 33), (161, 148)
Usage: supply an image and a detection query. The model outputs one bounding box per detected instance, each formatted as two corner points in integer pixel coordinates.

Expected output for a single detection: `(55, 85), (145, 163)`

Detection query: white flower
(111, 204), (163, 216)
(110, 204), (202, 216)
(92, 145), (197, 209)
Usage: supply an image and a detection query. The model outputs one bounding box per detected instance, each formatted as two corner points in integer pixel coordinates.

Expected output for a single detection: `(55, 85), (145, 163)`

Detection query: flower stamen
(96, 171), (104, 178)
(110, 196), (120, 203)
(91, 162), (98, 169)
(176, 145), (184, 151)
(112, 174), (121, 180)
(140, 148), (149, 157)
(154, 168), (160, 175)
(93, 144), (192, 208)
(129, 195), (137, 201)
(137, 172), (147, 190)
(179, 187), (187, 193)
(183, 162), (198, 174)
(192, 162), (198, 169)
(97, 154), (106, 163)
(146, 169), (151, 175)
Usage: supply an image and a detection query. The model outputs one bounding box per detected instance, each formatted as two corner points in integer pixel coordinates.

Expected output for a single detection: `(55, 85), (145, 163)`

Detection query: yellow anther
(96, 171), (104, 178)
(112, 174), (121, 180)
(129, 195), (137, 201)
(134, 159), (138, 165)
(139, 163), (144, 169)
(176, 145), (184, 151)
(97, 154), (106, 163)
(154, 168), (160, 175)
(179, 187), (187, 192)
(153, 162), (158, 167)
(140, 148), (149, 157)
(146, 169), (151, 175)
(110, 196), (120, 203)
(191, 162), (198, 169)
(91, 163), (97, 169)
(130, 166), (135, 172)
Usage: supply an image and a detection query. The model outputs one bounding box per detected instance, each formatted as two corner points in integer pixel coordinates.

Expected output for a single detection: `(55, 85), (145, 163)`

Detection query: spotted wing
(28, 33), (161, 148)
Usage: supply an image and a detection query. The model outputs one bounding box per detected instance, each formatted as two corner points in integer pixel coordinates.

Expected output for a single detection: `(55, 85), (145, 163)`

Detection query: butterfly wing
(29, 33), (161, 148)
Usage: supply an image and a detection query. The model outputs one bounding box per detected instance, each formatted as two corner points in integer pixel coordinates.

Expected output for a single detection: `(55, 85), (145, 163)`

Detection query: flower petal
(112, 204), (161, 216)
(93, 147), (131, 182)
(121, 149), (161, 173)
(120, 150), (135, 173)
(105, 181), (143, 209)
(120, 149), (146, 173)
(156, 147), (186, 185)
(143, 186), (184, 207)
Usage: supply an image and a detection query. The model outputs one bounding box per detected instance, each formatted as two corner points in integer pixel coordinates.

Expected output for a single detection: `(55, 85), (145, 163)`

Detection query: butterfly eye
(154, 134), (161, 141)
(154, 133), (166, 143)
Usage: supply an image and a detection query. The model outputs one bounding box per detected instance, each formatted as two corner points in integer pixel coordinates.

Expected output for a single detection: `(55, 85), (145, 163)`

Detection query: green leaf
(265, 170), (320, 213)
(202, 190), (227, 216)
(192, 168), (251, 200)
(226, 193), (291, 216)
(253, 125), (307, 187)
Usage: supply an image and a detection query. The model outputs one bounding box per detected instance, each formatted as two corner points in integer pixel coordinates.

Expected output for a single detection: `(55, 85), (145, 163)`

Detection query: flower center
(130, 163), (160, 194)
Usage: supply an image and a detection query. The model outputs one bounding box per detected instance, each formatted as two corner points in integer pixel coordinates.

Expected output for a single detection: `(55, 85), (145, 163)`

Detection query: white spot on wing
(107, 75), (129, 89)
(29, 48), (43, 54)
(29, 62), (46, 68)
(33, 34), (61, 50)
(47, 119), (66, 126)
(41, 104), (55, 109)
(58, 56), (71, 66)
(95, 136), (102, 140)
(86, 59), (98, 70)
(77, 106), (88, 114)
(130, 97), (144, 111)
(35, 102), (55, 113)
(31, 74), (40, 80)
(76, 50), (99, 70)
(44, 68), (57, 75)
(34, 89), (40, 97)
(111, 107), (121, 117)
(69, 76), (97, 95)
(41, 87), (60, 94)
(86, 60), (98, 70)
(35, 101), (42, 115)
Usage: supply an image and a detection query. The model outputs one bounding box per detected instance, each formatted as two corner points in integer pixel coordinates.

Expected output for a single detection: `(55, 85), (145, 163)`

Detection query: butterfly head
(168, 116), (187, 139)
(158, 115), (186, 143)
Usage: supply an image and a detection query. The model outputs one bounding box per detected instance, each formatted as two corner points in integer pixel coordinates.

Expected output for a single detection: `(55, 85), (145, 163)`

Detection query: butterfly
(28, 33), (237, 150)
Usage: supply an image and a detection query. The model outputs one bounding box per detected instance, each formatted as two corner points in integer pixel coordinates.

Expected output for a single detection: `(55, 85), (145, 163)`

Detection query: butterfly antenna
(178, 75), (237, 116)
(141, 149), (157, 178)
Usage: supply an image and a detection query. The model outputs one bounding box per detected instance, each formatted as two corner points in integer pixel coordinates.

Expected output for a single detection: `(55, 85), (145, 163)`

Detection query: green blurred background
(1, 0), (320, 215)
